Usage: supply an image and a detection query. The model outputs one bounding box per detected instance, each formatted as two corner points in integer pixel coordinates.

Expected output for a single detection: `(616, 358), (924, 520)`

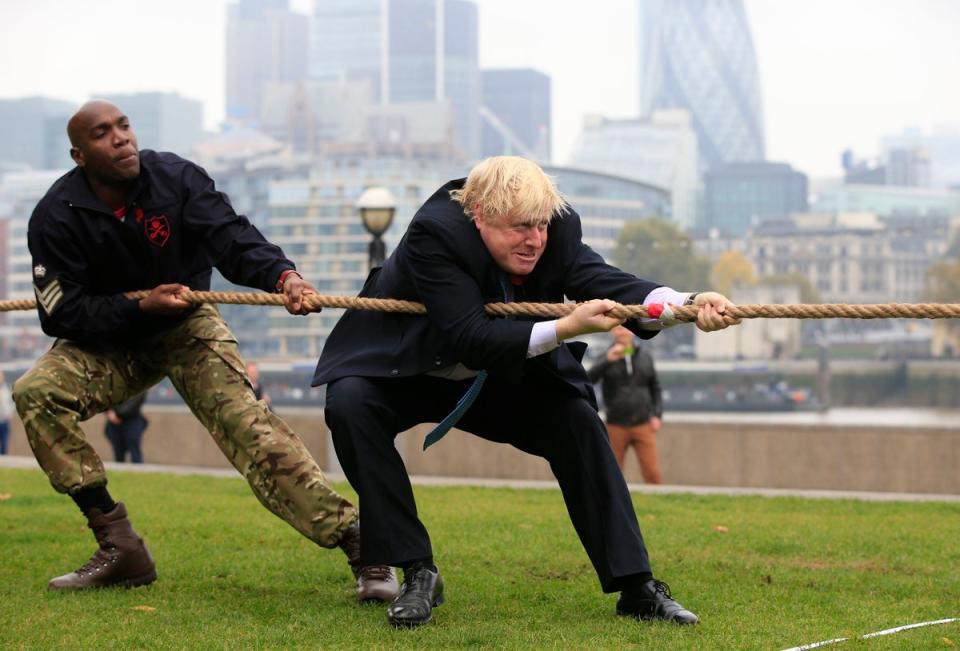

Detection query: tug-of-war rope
(3, 290), (960, 320)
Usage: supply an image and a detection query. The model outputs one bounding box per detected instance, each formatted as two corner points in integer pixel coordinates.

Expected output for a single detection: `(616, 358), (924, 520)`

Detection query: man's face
(70, 103), (140, 183)
(474, 209), (549, 276)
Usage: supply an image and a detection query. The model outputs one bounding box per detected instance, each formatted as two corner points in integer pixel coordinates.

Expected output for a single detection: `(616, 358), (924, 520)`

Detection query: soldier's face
(474, 210), (549, 277)
(71, 104), (140, 183)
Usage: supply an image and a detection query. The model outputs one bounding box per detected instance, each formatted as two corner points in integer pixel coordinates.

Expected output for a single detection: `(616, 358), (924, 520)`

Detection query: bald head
(67, 100), (122, 146)
(66, 100), (140, 187)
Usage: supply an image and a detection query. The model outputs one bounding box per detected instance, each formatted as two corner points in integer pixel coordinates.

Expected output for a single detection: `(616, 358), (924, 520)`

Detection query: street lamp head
(356, 187), (397, 237)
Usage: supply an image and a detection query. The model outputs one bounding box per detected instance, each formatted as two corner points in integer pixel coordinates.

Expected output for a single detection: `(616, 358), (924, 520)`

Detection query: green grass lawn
(1, 467), (958, 650)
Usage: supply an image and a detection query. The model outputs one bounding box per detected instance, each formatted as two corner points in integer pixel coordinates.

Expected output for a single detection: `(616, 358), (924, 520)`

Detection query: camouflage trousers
(13, 305), (356, 548)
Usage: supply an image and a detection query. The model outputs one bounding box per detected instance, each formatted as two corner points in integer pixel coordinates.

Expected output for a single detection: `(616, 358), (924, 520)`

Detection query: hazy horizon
(1, 0), (957, 178)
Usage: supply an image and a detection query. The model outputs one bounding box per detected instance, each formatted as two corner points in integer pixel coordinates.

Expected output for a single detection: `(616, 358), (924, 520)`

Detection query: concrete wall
(6, 407), (959, 495)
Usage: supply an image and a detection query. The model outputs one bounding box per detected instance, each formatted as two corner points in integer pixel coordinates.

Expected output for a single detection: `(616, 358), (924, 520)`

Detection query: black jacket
(313, 179), (662, 402)
(27, 150), (295, 343)
(587, 347), (663, 426)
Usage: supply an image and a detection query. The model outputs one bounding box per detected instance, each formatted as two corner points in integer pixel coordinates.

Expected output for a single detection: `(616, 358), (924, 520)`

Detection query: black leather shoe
(616, 579), (699, 625)
(387, 565), (444, 628)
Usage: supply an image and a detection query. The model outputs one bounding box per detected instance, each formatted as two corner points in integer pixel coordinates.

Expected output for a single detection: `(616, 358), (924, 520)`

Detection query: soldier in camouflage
(12, 100), (398, 602)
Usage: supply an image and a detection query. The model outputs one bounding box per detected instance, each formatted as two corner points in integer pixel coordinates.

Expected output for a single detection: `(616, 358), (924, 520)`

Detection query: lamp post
(356, 187), (397, 270)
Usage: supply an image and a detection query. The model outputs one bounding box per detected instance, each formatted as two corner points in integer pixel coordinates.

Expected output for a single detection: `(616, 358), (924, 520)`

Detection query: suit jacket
(312, 179), (663, 404)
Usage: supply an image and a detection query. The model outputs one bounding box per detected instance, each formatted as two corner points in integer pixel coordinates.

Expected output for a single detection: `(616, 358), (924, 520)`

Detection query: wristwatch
(684, 293), (699, 306)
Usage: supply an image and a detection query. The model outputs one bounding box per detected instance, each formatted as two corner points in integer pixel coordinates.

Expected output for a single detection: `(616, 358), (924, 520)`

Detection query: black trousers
(325, 374), (652, 593)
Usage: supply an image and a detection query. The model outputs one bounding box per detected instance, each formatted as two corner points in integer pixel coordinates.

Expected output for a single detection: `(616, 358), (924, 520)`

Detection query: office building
(481, 68), (551, 161)
(639, 0), (765, 170)
(704, 162), (808, 235)
(0, 97), (75, 171)
(811, 183), (960, 218)
(882, 126), (960, 189)
(99, 92), (204, 154)
(226, 0), (309, 124)
(544, 166), (671, 262)
(0, 170), (67, 359)
(746, 212), (957, 303)
(570, 110), (698, 229)
(310, 0), (480, 159)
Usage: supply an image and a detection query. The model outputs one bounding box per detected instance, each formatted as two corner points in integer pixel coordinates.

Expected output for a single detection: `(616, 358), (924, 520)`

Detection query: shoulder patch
(33, 264), (47, 279)
(35, 279), (63, 315)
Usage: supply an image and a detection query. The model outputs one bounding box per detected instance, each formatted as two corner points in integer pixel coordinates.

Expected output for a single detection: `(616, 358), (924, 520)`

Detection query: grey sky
(1, 0), (957, 177)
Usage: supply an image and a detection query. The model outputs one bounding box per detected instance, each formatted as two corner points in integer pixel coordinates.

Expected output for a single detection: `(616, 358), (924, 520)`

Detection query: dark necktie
(422, 273), (514, 450)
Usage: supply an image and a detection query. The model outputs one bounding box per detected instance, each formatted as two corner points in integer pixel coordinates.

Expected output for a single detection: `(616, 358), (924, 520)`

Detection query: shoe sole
(47, 569), (158, 591)
(387, 594), (444, 628)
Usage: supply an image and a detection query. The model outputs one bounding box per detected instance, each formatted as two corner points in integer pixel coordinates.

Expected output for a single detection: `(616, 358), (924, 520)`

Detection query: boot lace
(652, 580), (674, 600)
(74, 545), (117, 576)
(360, 565), (394, 582)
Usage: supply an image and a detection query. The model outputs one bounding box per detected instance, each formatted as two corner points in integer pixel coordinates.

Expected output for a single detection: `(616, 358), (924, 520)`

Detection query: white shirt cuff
(527, 320), (561, 358)
(638, 287), (693, 330)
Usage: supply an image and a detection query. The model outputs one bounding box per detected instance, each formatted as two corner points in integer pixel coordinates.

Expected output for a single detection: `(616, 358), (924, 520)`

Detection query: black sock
(70, 486), (117, 517)
(402, 557), (437, 574)
(621, 572), (655, 594)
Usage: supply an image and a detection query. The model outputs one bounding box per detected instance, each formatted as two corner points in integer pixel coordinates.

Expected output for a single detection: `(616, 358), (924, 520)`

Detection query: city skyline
(0, 0), (958, 177)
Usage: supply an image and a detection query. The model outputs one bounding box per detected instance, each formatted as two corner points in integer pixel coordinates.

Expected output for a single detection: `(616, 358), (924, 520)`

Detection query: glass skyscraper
(638, 0), (765, 170)
(311, 0), (480, 159)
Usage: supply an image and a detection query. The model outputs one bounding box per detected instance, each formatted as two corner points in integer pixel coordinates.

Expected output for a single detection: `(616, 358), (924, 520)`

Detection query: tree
(612, 218), (711, 290)
(925, 261), (960, 303)
(711, 250), (756, 296)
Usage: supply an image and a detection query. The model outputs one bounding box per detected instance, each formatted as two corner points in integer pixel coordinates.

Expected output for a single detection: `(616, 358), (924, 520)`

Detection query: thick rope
(3, 290), (960, 321)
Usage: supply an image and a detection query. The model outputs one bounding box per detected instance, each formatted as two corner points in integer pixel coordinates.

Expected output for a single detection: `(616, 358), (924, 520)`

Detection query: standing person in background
(104, 392), (149, 464)
(588, 326), (664, 484)
(0, 371), (13, 455)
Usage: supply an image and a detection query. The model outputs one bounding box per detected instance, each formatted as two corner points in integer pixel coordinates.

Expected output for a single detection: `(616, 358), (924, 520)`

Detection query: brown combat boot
(48, 502), (157, 591)
(337, 522), (400, 603)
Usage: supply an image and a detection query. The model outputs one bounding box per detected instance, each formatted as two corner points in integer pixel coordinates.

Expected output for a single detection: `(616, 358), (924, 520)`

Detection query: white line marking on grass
(781, 617), (959, 651)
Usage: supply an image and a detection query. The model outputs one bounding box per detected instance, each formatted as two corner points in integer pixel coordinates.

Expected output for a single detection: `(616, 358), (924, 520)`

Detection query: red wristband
(275, 269), (302, 292)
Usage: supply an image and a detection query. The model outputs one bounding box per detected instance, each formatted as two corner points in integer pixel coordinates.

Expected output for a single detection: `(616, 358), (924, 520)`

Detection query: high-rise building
(226, 0), (309, 124)
(0, 170), (66, 359)
(481, 69), (551, 161)
(543, 166), (670, 262)
(882, 126), (960, 190)
(886, 146), (931, 188)
(638, 0), (765, 170)
(0, 97), (75, 171)
(99, 92), (204, 155)
(310, 0), (480, 159)
(704, 162), (808, 235)
(570, 110), (698, 229)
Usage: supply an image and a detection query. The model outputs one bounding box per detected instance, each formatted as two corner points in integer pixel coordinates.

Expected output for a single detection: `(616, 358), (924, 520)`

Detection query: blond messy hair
(450, 156), (568, 225)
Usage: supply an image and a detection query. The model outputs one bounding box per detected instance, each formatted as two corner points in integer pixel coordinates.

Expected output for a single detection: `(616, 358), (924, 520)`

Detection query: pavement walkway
(2, 454), (958, 502)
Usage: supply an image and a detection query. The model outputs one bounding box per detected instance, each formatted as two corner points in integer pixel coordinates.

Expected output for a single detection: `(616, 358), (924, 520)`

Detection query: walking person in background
(0, 371), (13, 455)
(588, 326), (664, 484)
(104, 392), (149, 464)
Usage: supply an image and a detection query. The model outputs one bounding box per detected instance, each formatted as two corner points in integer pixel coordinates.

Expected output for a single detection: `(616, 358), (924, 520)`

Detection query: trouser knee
(325, 377), (378, 431)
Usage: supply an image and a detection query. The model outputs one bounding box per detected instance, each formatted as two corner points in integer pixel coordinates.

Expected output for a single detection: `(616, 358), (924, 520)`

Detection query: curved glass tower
(639, 0), (765, 170)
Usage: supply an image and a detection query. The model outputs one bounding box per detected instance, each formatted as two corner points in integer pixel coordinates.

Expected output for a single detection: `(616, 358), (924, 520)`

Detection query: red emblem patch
(145, 215), (170, 247)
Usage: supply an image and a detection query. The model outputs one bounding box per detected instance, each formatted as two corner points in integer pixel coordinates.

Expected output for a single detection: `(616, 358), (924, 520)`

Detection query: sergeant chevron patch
(35, 279), (63, 315)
